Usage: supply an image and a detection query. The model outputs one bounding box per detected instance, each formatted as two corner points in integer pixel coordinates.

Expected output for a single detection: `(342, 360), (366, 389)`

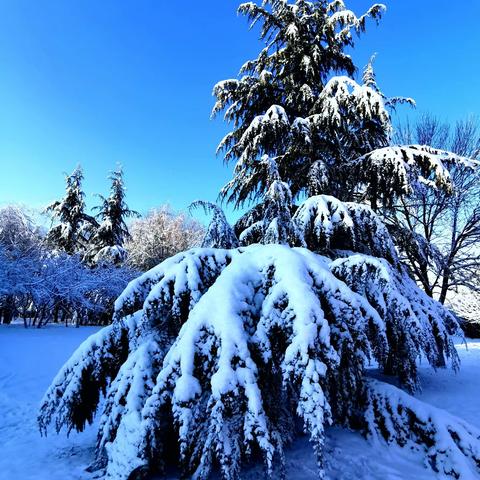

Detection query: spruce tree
(45, 166), (91, 254)
(87, 168), (139, 265)
(213, 1), (459, 212)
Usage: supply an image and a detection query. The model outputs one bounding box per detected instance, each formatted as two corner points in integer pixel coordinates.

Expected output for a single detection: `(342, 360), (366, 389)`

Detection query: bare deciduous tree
(389, 114), (480, 303)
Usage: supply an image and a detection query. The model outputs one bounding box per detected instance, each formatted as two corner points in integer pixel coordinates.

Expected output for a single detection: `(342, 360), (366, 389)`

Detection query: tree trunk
(1, 296), (15, 324)
(438, 262), (452, 305)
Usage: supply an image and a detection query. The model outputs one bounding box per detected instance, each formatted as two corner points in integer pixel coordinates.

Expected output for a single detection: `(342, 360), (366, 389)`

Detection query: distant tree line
(0, 167), (204, 327)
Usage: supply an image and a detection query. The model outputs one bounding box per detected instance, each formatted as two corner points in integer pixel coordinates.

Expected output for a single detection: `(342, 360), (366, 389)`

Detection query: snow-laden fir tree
(87, 168), (139, 265)
(39, 1), (480, 479)
(45, 166), (92, 254)
(235, 156), (301, 246)
(38, 210), (477, 479)
(38, 198), (479, 479)
(189, 200), (239, 248)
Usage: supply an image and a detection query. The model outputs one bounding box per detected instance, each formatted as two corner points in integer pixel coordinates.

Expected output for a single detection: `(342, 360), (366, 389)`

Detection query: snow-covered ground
(0, 324), (100, 480)
(0, 324), (478, 480)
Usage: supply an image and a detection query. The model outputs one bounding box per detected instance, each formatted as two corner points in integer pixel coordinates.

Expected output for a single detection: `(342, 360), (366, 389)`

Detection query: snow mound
(366, 378), (480, 479)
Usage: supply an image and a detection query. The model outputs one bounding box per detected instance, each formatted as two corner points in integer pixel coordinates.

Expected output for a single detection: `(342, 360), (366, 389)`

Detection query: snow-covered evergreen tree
(189, 201), (239, 248)
(39, 238), (468, 479)
(213, 1), (464, 213)
(38, 195), (470, 479)
(213, 0), (389, 205)
(237, 156), (301, 246)
(45, 166), (91, 254)
(87, 168), (139, 265)
(38, 1), (480, 479)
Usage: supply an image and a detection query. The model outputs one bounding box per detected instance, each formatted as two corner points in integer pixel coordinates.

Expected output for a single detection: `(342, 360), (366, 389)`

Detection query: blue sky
(0, 0), (479, 221)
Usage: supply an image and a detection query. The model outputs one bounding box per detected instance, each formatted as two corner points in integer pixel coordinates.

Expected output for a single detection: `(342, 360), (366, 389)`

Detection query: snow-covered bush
(0, 205), (44, 324)
(0, 207), (137, 326)
(38, 228), (465, 478)
(447, 287), (480, 338)
(0, 204), (41, 253)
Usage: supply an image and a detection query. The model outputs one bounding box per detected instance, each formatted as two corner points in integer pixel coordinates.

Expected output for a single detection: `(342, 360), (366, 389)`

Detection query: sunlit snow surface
(0, 324), (477, 480)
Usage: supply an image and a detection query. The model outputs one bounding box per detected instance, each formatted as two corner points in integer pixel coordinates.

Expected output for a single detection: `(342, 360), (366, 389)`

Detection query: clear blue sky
(0, 0), (479, 221)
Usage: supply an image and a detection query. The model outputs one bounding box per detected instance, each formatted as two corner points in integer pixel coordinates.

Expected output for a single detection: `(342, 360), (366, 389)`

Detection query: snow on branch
(238, 156), (301, 246)
(293, 195), (398, 263)
(38, 240), (465, 479)
(331, 255), (460, 390)
(114, 248), (236, 325)
(313, 75), (390, 130)
(326, 2), (386, 37)
(361, 54), (415, 110)
(38, 314), (139, 436)
(39, 245), (391, 479)
(351, 145), (478, 209)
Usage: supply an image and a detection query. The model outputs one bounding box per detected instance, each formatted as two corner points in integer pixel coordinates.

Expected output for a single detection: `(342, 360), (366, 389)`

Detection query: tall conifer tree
(45, 166), (89, 254)
(87, 168), (139, 265)
(213, 0), (389, 205)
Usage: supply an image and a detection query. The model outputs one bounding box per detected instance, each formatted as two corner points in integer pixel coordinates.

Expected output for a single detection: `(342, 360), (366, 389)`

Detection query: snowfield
(0, 324), (478, 480)
(0, 324), (100, 480)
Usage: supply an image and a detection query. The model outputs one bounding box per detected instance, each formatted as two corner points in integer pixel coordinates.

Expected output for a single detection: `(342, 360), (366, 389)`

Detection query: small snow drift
(365, 379), (480, 479)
